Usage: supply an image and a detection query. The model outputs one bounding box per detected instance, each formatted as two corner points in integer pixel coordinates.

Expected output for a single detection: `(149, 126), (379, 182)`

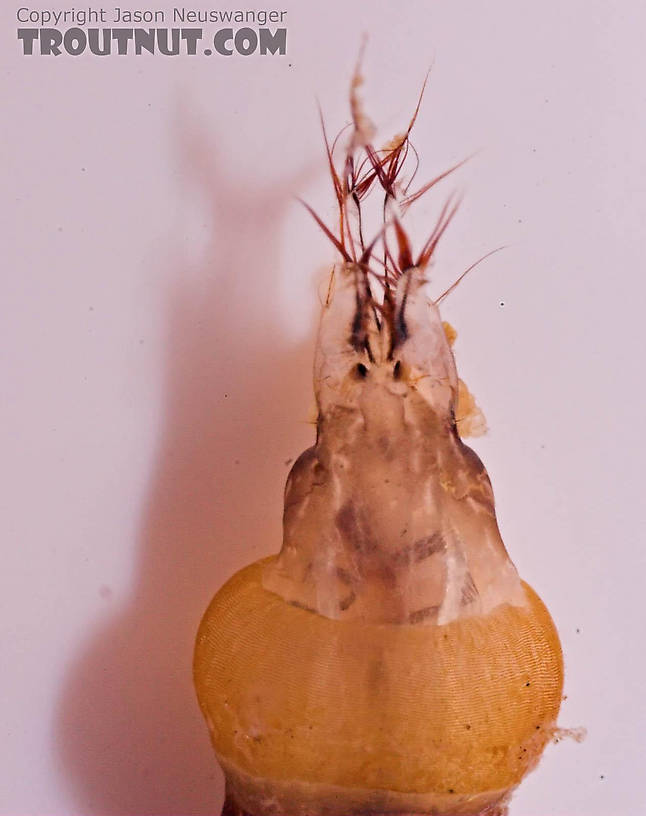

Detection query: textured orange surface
(194, 557), (563, 799)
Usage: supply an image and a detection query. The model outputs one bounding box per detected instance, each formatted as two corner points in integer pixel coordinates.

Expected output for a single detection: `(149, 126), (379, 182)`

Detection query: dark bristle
(403, 155), (473, 212)
(298, 197), (352, 263)
(307, 59), (473, 334)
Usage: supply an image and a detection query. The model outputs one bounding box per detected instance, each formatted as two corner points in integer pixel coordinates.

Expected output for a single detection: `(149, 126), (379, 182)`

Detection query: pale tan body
(264, 265), (524, 626)
(194, 75), (563, 816)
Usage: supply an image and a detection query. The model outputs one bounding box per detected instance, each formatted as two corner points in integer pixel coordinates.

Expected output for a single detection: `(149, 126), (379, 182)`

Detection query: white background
(1, 1), (644, 814)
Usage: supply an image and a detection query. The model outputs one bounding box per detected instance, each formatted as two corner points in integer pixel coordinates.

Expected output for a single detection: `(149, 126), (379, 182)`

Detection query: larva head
(314, 261), (458, 438)
(263, 70), (524, 625)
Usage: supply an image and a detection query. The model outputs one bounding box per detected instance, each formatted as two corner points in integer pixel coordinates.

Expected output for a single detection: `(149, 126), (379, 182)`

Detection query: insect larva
(194, 63), (563, 816)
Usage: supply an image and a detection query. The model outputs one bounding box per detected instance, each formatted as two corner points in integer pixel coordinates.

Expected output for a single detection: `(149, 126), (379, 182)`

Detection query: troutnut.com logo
(16, 7), (288, 56)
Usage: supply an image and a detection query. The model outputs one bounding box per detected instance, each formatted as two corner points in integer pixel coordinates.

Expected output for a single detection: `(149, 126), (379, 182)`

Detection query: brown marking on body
(461, 572), (479, 605)
(335, 501), (378, 555)
(413, 532), (446, 561)
(409, 605), (440, 624)
(339, 591), (357, 611)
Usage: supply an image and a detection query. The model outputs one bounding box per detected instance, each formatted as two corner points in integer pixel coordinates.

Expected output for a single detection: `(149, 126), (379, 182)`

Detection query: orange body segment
(194, 558), (563, 813)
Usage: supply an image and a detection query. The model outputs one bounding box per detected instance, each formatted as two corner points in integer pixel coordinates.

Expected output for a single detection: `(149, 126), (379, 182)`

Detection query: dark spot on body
(336, 503), (357, 539)
(339, 591), (356, 611)
(460, 572), (478, 605)
(395, 533), (445, 566)
(290, 600), (316, 614)
(374, 563), (396, 586)
(392, 546), (411, 567)
(335, 502), (377, 554)
(378, 434), (394, 456)
(449, 405), (458, 434)
(395, 302), (408, 344)
(350, 296), (367, 351)
(336, 567), (353, 584)
(311, 460), (326, 486)
(413, 532), (445, 561)
(409, 605), (439, 624)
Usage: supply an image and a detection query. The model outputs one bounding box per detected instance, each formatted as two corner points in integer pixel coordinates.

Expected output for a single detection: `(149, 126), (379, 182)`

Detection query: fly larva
(194, 63), (563, 816)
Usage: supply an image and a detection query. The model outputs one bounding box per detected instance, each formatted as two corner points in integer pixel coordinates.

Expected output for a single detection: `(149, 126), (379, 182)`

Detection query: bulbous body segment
(195, 560), (562, 816)
(194, 70), (565, 816)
